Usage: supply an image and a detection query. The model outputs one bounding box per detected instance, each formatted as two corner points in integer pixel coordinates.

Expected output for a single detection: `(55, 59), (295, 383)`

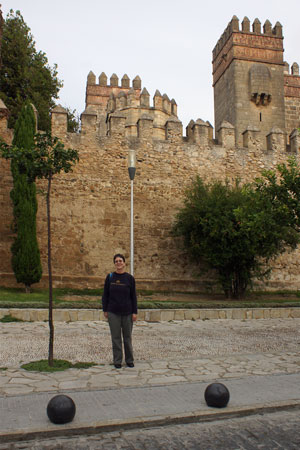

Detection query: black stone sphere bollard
(204, 383), (230, 408)
(47, 395), (76, 424)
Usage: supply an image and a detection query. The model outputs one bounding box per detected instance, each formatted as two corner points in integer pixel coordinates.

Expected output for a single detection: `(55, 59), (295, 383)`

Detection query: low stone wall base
(1, 308), (300, 322)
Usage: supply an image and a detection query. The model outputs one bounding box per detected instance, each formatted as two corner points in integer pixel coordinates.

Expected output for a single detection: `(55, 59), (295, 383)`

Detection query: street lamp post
(128, 150), (136, 276)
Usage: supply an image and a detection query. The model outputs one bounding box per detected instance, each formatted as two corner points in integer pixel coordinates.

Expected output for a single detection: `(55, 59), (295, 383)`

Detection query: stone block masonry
(0, 15), (300, 292)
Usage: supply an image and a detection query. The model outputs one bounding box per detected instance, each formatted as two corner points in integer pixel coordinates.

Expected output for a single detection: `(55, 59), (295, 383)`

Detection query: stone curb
(1, 307), (300, 322)
(1, 399), (300, 444)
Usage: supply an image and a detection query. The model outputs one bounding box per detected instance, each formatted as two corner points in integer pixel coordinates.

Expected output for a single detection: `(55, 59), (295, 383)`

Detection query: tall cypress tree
(11, 102), (42, 292)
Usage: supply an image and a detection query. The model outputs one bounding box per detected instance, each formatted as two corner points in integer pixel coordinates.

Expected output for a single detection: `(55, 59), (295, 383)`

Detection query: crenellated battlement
(83, 72), (178, 139)
(212, 16), (284, 92)
(213, 15), (283, 62)
(284, 62), (300, 97)
(48, 102), (300, 155)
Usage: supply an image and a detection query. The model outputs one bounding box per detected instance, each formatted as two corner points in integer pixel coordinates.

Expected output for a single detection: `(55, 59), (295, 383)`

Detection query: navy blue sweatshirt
(102, 272), (137, 315)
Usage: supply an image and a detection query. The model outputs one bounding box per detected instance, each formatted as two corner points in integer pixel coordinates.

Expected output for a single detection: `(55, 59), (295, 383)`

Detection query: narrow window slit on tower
(260, 113), (262, 122)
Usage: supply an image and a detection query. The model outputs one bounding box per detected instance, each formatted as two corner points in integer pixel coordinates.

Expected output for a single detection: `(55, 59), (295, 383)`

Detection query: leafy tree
(65, 107), (80, 133)
(173, 175), (300, 299)
(10, 102), (42, 292)
(255, 158), (300, 232)
(0, 9), (63, 131)
(0, 134), (79, 365)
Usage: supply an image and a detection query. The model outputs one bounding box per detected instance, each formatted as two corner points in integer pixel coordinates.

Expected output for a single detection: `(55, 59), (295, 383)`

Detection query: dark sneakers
(114, 363), (134, 368)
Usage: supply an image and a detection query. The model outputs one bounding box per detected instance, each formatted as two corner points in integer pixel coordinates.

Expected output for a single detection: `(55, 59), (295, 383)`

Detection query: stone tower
(83, 72), (178, 139)
(213, 16), (286, 146)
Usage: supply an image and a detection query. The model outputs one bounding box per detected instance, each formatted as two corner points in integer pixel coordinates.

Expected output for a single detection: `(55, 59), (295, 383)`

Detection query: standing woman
(102, 254), (138, 369)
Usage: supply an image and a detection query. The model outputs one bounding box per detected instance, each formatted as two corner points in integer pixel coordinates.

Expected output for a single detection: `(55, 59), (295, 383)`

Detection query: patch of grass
(21, 359), (96, 372)
(0, 287), (102, 309)
(1, 286), (300, 310)
(55, 288), (102, 297)
(0, 314), (24, 323)
(0, 367), (7, 371)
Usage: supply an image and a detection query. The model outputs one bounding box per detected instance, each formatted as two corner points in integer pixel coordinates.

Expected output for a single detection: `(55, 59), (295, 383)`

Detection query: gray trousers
(108, 312), (134, 365)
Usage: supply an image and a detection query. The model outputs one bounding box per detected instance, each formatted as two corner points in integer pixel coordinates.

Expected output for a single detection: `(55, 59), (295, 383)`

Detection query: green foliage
(0, 9), (63, 131)
(256, 157), (300, 232)
(0, 314), (24, 323)
(173, 175), (300, 299)
(0, 132), (79, 181)
(21, 359), (96, 372)
(10, 102), (42, 290)
(65, 107), (80, 133)
(0, 132), (79, 366)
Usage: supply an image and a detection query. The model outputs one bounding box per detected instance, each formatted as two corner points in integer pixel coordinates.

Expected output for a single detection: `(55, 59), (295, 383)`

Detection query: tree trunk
(232, 272), (247, 299)
(47, 176), (54, 366)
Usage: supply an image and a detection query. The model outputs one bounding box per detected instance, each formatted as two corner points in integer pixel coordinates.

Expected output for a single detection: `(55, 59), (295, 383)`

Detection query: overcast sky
(2, 0), (300, 129)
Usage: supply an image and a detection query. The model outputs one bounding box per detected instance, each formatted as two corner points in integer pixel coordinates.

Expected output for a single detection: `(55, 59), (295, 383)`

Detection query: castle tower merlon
(217, 121), (235, 147)
(133, 76), (141, 90)
(266, 127), (285, 152)
(99, 72), (108, 86)
(137, 114), (153, 139)
(242, 125), (261, 148)
(273, 22), (283, 37)
(108, 112), (126, 137)
(263, 20), (272, 36)
(116, 91), (127, 109)
(121, 74), (130, 88)
(107, 93), (116, 113)
(110, 73), (119, 87)
(140, 88), (150, 108)
(87, 71), (96, 85)
(165, 117), (183, 142)
(290, 129), (300, 154)
(193, 119), (210, 145)
(206, 121), (214, 141)
(153, 90), (163, 109)
(186, 119), (195, 141)
(127, 88), (139, 107)
(252, 18), (261, 34)
(171, 99), (177, 116)
(231, 15), (239, 31)
(242, 16), (250, 32)
(292, 63), (299, 76)
(80, 106), (97, 134)
(51, 104), (67, 138)
(163, 94), (172, 114)
(284, 62), (290, 74)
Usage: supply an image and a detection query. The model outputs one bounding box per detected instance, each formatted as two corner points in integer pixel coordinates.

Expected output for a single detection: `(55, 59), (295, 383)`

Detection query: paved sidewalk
(0, 317), (300, 442)
(1, 373), (300, 443)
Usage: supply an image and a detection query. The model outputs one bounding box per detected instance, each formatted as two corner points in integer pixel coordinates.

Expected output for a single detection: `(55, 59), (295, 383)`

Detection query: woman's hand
(104, 312), (108, 319)
(132, 314), (137, 322)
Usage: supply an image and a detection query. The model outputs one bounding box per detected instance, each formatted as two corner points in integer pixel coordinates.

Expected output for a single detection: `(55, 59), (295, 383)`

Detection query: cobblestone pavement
(1, 409), (299, 449)
(0, 318), (300, 396)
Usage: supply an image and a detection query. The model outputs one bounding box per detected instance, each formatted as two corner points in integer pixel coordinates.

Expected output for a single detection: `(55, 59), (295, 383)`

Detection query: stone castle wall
(1, 15), (300, 292)
(284, 62), (300, 139)
(1, 98), (300, 292)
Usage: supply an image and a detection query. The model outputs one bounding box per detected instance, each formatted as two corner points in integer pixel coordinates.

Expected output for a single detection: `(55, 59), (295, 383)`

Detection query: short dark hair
(113, 253), (125, 263)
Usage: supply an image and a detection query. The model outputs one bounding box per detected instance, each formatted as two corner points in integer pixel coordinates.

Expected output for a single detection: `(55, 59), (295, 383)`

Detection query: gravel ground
(1, 318), (300, 367)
